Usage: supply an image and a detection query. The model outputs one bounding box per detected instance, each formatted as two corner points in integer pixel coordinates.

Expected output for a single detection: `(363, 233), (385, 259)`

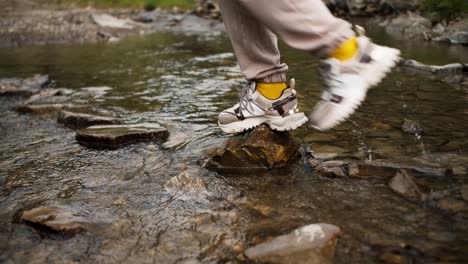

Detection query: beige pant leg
(218, 0), (355, 81)
(218, 0), (288, 82)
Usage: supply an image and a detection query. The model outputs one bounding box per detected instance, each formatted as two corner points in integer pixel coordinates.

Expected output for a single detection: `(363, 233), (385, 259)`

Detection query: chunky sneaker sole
(309, 37), (401, 131)
(219, 112), (308, 134)
(218, 79), (308, 134)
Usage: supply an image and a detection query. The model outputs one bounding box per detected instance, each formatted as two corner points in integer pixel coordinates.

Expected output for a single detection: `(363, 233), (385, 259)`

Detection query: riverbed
(0, 22), (467, 263)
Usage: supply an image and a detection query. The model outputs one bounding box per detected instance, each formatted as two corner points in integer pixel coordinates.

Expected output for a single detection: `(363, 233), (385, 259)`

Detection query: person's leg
(236, 0), (355, 57)
(235, 0), (400, 131)
(217, 0), (308, 134)
(218, 0), (288, 83)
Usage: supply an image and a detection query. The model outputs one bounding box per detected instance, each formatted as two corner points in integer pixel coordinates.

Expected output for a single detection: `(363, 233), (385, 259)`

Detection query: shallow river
(0, 22), (467, 263)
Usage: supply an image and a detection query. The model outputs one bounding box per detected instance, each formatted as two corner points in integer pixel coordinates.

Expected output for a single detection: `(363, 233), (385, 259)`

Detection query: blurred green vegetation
(424, 0), (468, 18)
(49, 0), (196, 9)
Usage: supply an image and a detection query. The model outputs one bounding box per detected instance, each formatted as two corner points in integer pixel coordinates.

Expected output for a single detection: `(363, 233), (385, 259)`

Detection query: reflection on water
(0, 26), (467, 263)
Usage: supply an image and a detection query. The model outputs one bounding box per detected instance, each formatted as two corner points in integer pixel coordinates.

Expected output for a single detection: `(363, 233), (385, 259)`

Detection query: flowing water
(0, 22), (467, 263)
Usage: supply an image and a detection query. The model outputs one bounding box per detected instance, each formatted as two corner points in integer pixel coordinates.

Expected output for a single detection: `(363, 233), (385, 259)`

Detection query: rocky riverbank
(0, 0), (224, 47)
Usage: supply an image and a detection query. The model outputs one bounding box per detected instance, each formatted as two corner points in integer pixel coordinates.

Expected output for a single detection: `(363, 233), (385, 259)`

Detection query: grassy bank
(424, 0), (468, 19)
(37, 0), (197, 9)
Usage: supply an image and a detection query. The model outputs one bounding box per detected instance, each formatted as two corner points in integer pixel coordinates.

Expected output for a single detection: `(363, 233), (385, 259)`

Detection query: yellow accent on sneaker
(256, 82), (287, 100)
(329, 37), (358, 62)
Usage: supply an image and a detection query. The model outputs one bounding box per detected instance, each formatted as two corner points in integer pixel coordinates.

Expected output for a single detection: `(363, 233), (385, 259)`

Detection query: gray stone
(389, 170), (427, 201)
(58, 110), (122, 129)
(432, 23), (445, 35)
(401, 119), (423, 134)
(76, 123), (169, 149)
(16, 104), (65, 115)
(0, 74), (49, 96)
(384, 13), (431, 39)
(91, 14), (134, 29)
(133, 11), (157, 23)
(205, 125), (301, 172)
(244, 223), (341, 264)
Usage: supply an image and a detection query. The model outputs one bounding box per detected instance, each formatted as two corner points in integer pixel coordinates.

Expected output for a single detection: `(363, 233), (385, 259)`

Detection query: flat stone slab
(205, 125), (301, 172)
(76, 123), (169, 149)
(245, 223), (341, 264)
(0, 74), (49, 96)
(58, 110), (122, 129)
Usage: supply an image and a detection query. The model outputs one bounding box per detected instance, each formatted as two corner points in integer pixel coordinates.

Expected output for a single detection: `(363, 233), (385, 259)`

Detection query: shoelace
(238, 81), (256, 116)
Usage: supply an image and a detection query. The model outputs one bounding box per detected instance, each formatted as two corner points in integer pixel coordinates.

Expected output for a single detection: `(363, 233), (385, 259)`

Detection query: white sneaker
(309, 35), (401, 131)
(218, 79), (308, 134)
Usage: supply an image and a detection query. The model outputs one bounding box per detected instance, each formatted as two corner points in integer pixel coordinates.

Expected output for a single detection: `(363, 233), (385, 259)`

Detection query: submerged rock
(389, 170), (427, 201)
(244, 223), (341, 264)
(58, 110), (122, 129)
(437, 198), (466, 212)
(164, 169), (207, 199)
(0, 74), (49, 96)
(21, 205), (92, 235)
(76, 123), (169, 149)
(401, 119), (423, 134)
(16, 104), (65, 115)
(311, 160), (450, 178)
(205, 125), (301, 171)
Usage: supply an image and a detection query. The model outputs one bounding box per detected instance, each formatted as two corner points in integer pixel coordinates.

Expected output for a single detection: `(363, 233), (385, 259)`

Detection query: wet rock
(431, 23), (445, 35)
(461, 185), (468, 202)
(401, 119), (423, 134)
(164, 170), (207, 194)
(76, 123), (169, 149)
(433, 18), (468, 45)
(205, 125), (301, 171)
(0, 74), (49, 96)
(23, 88), (72, 105)
(315, 161), (349, 178)
(133, 11), (157, 23)
(244, 223), (341, 264)
(21, 205), (91, 235)
(58, 110), (122, 129)
(384, 13), (431, 39)
(389, 170), (427, 201)
(311, 145), (348, 155)
(312, 160), (450, 178)
(311, 152), (340, 160)
(437, 198), (466, 212)
(402, 60), (467, 76)
(91, 14), (134, 29)
(16, 104), (65, 115)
